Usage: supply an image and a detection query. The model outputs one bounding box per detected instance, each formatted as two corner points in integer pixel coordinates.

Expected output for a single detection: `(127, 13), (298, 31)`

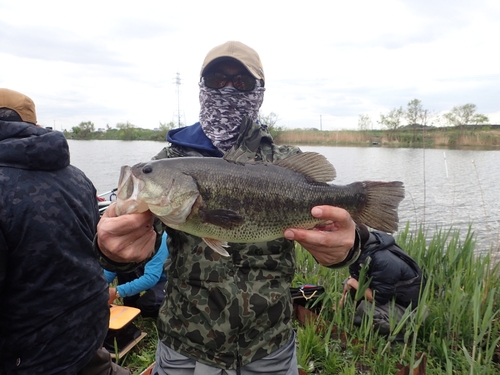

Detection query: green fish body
(115, 152), (404, 256)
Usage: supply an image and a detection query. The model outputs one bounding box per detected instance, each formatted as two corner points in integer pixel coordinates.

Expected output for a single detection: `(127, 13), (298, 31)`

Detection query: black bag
(290, 285), (325, 307)
(103, 322), (141, 352)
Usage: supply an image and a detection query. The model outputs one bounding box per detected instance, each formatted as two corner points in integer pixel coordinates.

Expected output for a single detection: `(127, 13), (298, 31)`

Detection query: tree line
(67, 121), (177, 141)
(358, 100), (490, 131)
(66, 100), (491, 141)
(68, 114), (285, 141)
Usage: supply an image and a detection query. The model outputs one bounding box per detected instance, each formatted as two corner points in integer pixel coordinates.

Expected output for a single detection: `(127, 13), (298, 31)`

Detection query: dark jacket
(0, 121), (108, 374)
(349, 230), (425, 308)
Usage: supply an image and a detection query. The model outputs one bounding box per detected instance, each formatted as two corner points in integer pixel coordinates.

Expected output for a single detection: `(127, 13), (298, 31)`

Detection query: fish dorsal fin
(274, 152), (336, 182)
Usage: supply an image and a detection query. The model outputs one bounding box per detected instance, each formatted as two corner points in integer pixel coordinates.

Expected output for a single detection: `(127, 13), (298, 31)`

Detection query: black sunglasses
(203, 72), (256, 92)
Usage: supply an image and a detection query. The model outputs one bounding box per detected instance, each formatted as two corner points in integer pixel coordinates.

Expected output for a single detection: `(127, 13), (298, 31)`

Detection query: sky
(1, 0), (499, 132)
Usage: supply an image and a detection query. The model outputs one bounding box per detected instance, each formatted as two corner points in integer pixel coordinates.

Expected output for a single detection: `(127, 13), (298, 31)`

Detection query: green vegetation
(292, 224), (500, 374)
(64, 114), (500, 150)
(67, 121), (177, 141)
(63, 99), (493, 148)
(117, 225), (500, 374)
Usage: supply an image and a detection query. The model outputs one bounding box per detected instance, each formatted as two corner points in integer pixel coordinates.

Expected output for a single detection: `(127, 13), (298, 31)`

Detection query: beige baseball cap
(200, 41), (265, 83)
(0, 88), (37, 124)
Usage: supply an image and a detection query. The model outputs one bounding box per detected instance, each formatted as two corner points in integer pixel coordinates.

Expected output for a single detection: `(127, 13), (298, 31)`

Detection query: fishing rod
(97, 188), (118, 215)
(98, 187), (118, 198)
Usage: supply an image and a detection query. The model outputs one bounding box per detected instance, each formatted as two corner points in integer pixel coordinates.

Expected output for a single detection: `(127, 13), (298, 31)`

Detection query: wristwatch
(115, 289), (120, 298)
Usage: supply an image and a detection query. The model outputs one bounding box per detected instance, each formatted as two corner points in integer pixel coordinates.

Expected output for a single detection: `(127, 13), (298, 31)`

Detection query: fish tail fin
(355, 181), (405, 233)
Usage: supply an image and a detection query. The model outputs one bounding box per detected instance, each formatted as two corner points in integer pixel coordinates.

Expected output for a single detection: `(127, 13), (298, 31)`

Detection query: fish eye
(143, 165), (152, 174)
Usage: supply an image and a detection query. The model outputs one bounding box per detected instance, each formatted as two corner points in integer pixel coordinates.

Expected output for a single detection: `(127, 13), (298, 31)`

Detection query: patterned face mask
(199, 82), (265, 152)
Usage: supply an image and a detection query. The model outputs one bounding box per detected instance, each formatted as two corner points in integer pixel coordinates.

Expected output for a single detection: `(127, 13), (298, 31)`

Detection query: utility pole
(174, 72), (181, 128)
(320, 115), (322, 131)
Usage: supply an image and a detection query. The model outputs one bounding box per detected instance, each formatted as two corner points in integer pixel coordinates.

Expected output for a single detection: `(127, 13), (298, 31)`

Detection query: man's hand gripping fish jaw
(115, 165), (149, 216)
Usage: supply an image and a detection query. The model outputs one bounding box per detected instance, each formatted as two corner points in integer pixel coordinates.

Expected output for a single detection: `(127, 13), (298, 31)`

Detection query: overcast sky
(1, 0), (499, 132)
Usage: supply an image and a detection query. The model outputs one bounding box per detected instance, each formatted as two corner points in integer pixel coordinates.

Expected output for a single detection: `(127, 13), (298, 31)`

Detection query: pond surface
(68, 140), (500, 254)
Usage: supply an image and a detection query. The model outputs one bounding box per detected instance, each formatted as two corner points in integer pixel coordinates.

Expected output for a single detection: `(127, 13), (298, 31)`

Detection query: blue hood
(167, 122), (223, 157)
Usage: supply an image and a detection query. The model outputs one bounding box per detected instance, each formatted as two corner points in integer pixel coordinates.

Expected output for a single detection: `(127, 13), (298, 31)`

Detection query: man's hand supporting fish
(97, 206), (156, 263)
(97, 203), (357, 266)
(283, 205), (357, 267)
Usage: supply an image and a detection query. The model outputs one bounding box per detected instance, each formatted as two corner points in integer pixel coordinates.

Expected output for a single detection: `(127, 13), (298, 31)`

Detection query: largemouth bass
(115, 151), (404, 256)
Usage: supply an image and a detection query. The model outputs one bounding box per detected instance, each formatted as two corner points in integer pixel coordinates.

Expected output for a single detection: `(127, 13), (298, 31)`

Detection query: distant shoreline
(65, 125), (500, 151)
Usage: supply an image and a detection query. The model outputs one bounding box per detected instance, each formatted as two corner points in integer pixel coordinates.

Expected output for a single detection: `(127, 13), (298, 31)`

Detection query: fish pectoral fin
(203, 238), (230, 257)
(198, 209), (244, 230)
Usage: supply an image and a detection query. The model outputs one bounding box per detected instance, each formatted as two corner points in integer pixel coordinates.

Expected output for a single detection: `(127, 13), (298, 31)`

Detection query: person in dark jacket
(0, 88), (129, 375)
(340, 224), (426, 338)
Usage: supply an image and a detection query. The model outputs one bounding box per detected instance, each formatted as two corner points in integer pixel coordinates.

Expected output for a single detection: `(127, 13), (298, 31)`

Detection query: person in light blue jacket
(105, 233), (169, 318)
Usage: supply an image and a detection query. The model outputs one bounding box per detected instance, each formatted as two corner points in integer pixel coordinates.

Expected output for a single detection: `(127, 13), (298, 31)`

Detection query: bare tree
(378, 107), (404, 131)
(358, 114), (372, 131)
(258, 112), (283, 138)
(405, 99), (425, 125)
(258, 112), (280, 128)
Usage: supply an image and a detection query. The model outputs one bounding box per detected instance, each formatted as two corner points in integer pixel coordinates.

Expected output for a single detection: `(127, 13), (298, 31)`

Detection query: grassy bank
(274, 126), (500, 149)
(117, 225), (500, 374)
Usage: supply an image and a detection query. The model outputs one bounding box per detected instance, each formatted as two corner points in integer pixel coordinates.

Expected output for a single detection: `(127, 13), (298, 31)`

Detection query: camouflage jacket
(0, 121), (108, 374)
(155, 119), (302, 369)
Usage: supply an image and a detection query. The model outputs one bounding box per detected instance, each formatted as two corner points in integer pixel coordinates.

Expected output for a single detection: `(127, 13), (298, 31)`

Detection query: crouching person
(339, 224), (426, 340)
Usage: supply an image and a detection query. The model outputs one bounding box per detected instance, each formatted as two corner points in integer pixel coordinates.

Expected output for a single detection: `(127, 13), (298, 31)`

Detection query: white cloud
(1, 0), (499, 131)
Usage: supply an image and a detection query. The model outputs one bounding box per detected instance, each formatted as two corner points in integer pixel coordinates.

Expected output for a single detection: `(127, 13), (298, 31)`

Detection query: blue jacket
(104, 233), (168, 297)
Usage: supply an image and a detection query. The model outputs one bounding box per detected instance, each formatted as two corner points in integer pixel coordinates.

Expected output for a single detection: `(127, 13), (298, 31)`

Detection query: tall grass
(292, 224), (500, 374)
(121, 225), (500, 374)
(275, 128), (500, 149)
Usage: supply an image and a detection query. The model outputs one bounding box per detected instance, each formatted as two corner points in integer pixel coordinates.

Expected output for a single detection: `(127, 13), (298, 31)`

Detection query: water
(68, 140), (500, 253)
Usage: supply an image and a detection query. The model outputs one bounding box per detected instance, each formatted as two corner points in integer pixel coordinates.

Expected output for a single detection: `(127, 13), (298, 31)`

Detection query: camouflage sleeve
(151, 147), (169, 160)
(228, 117), (300, 163)
(325, 225), (365, 269)
(271, 144), (302, 160)
(151, 145), (185, 160)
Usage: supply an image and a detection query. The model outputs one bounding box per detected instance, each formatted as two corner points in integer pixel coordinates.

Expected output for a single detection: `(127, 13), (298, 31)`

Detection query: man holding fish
(95, 41), (404, 375)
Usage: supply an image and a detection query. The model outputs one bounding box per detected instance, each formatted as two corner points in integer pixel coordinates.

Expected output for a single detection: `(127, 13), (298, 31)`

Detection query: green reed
(293, 224), (500, 374)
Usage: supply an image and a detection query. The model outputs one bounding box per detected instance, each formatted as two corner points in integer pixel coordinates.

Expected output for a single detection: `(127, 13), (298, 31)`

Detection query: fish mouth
(115, 165), (149, 216)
